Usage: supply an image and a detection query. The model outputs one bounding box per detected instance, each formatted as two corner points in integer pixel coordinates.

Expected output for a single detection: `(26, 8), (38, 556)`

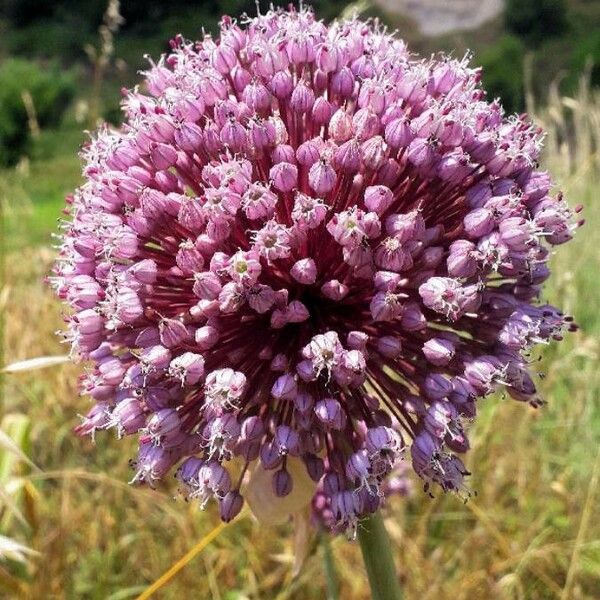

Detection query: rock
(374, 0), (504, 37)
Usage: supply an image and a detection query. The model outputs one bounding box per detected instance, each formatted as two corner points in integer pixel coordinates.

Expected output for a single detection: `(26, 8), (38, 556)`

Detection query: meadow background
(1, 1), (600, 598)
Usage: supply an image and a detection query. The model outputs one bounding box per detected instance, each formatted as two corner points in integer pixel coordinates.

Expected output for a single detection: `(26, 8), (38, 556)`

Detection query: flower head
(53, 7), (580, 536)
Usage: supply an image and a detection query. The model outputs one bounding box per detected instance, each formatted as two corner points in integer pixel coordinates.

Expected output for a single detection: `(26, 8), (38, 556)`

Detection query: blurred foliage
(0, 58), (75, 166)
(0, 413), (39, 595)
(0, 1), (350, 66)
(505, 0), (568, 47)
(480, 35), (526, 113)
(569, 30), (600, 89)
(1, 0), (348, 30)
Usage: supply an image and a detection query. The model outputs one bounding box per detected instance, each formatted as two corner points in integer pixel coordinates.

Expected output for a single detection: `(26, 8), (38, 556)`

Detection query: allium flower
(53, 7), (580, 536)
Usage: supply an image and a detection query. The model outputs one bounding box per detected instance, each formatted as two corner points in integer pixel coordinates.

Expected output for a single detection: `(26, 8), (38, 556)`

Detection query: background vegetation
(1, 1), (600, 598)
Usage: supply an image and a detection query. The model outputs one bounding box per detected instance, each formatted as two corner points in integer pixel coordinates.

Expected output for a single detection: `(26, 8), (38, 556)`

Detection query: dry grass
(1, 81), (600, 599)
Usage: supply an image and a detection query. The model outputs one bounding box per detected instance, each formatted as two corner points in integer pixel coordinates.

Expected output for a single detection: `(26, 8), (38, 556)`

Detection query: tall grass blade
(0, 534), (39, 562)
(2, 355), (70, 373)
(560, 447), (600, 599)
(0, 429), (39, 473)
(136, 517), (239, 599)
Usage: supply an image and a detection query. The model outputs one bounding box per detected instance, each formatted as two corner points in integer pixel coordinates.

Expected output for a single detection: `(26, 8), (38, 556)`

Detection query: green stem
(357, 511), (402, 600)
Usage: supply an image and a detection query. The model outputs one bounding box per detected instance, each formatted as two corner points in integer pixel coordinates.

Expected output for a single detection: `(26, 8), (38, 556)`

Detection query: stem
(357, 511), (402, 600)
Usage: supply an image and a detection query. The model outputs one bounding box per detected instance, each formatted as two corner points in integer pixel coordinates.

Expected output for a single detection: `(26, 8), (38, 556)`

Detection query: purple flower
(53, 8), (580, 537)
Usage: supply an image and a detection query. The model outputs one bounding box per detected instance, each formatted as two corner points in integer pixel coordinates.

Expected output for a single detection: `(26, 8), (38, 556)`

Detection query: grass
(1, 81), (600, 599)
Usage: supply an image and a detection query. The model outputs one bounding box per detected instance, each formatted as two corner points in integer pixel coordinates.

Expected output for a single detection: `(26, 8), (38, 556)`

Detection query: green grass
(2, 125), (83, 251)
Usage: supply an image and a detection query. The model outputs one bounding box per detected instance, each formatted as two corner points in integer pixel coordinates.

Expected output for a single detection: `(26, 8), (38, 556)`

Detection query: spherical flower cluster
(53, 7), (580, 536)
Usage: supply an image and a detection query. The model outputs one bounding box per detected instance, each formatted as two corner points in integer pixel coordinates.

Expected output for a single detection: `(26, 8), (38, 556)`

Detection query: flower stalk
(357, 511), (402, 600)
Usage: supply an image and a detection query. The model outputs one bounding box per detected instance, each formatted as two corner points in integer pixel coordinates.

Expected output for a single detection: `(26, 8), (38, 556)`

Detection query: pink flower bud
(269, 70), (293, 98)
(353, 108), (380, 140)
(312, 97), (334, 124)
(195, 325), (219, 350)
(151, 143), (178, 170)
(270, 162), (298, 192)
(286, 300), (310, 323)
(364, 185), (394, 214)
(330, 67), (355, 97)
(334, 138), (361, 173)
(464, 207), (495, 237)
(271, 374), (297, 400)
(314, 399), (346, 430)
(296, 138), (322, 166)
(271, 144), (295, 164)
(384, 117), (413, 148)
(272, 469), (293, 497)
(361, 136), (388, 170)
(290, 83), (315, 113)
(169, 352), (205, 385)
(320, 279), (349, 301)
(309, 160), (337, 195)
(329, 109), (353, 142)
(220, 119), (248, 152)
(220, 491), (244, 522)
(159, 319), (189, 348)
(423, 338), (455, 366)
(211, 44), (238, 73)
(316, 43), (339, 72)
(377, 336), (402, 358)
(291, 258), (317, 284)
